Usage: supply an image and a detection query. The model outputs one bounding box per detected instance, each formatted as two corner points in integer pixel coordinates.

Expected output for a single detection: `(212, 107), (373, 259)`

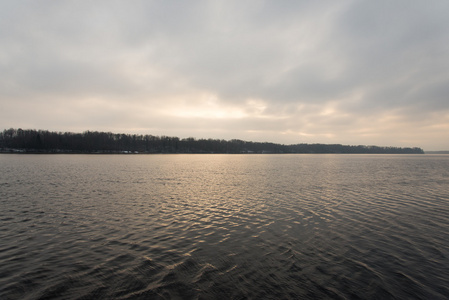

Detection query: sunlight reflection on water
(0, 154), (448, 299)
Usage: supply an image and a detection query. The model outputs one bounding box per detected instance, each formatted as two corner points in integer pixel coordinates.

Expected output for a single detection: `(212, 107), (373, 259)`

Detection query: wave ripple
(1, 154), (449, 299)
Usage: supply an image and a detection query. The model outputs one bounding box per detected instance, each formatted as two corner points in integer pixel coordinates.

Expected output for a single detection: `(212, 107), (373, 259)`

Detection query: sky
(1, 1), (449, 150)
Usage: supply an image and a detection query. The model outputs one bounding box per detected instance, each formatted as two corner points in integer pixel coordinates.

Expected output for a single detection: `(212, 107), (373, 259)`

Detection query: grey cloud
(331, 1), (449, 110)
(1, 1), (449, 149)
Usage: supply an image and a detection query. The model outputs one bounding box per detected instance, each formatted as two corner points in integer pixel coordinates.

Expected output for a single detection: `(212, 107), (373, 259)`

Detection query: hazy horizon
(1, 1), (449, 151)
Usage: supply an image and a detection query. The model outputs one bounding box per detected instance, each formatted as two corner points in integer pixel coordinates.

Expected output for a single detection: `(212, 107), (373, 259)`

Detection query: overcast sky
(1, 1), (449, 150)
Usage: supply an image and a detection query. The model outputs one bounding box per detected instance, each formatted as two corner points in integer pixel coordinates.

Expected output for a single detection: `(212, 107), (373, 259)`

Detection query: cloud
(1, 1), (449, 150)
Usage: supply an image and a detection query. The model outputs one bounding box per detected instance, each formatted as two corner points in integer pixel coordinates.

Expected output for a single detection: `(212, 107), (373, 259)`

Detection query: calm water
(1, 154), (448, 299)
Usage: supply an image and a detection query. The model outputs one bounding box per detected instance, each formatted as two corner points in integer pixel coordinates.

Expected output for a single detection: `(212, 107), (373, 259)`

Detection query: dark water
(1, 154), (448, 299)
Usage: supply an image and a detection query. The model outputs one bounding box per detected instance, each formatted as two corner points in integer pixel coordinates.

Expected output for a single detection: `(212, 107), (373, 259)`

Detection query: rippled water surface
(1, 154), (449, 299)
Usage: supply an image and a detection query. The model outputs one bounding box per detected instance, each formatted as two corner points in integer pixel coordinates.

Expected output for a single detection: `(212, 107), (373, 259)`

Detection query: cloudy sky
(1, 1), (449, 150)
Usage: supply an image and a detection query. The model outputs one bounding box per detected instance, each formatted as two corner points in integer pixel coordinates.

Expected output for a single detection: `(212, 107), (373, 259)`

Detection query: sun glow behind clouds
(167, 93), (247, 119)
(166, 93), (275, 120)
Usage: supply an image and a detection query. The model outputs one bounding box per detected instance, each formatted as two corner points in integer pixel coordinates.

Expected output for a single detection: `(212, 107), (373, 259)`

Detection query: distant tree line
(0, 128), (424, 154)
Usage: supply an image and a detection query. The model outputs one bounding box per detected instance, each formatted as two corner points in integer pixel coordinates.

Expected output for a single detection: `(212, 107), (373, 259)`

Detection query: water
(0, 154), (448, 299)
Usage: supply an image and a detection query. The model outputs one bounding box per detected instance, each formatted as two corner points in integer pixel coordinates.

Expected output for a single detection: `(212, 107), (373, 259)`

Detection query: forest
(0, 128), (424, 154)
